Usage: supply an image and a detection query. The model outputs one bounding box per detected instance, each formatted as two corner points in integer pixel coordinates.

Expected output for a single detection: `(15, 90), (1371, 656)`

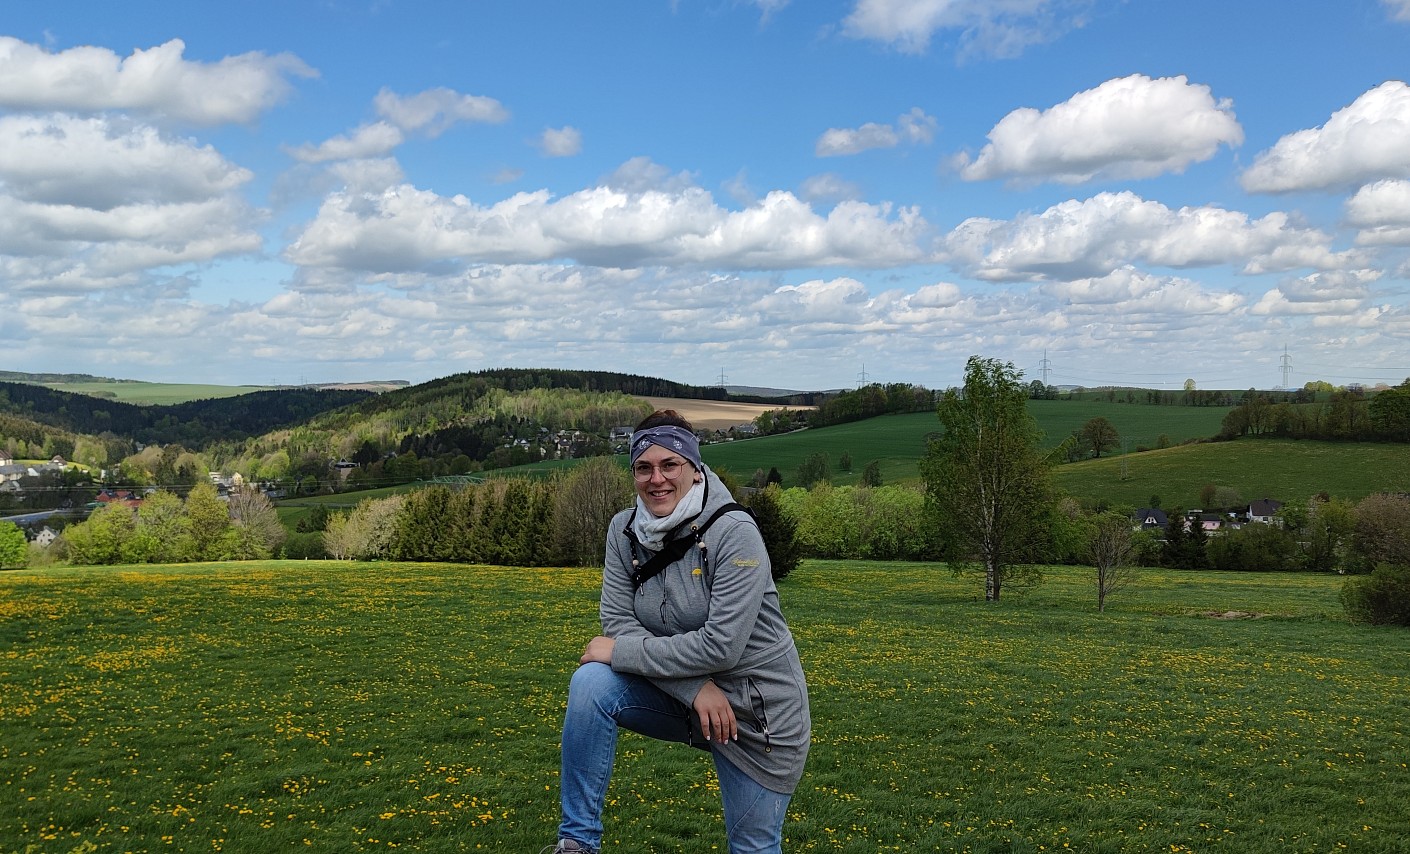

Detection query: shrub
(280, 531), (328, 559)
(1341, 564), (1410, 626)
(1348, 493), (1410, 574)
(744, 483), (802, 580)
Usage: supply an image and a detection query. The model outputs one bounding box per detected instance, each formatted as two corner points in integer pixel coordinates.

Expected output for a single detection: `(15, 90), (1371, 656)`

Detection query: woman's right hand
(693, 680), (737, 744)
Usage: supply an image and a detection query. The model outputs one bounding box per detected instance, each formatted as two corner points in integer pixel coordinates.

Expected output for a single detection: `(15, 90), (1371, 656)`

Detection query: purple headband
(629, 425), (702, 469)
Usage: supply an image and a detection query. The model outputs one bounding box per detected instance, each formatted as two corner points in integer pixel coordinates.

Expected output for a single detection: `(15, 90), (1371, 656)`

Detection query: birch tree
(921, 356), (1054, 601)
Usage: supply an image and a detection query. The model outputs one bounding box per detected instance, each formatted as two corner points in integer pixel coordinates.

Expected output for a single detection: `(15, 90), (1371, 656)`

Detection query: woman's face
(633, 443), (701, 517)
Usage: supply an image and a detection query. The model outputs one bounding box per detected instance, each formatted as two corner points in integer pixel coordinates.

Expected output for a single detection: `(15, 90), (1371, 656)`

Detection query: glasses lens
(633, 460), (685, 481)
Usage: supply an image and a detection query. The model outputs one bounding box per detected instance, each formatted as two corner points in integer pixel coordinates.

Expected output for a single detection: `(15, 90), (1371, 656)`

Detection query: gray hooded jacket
(603, 466), (811, 794)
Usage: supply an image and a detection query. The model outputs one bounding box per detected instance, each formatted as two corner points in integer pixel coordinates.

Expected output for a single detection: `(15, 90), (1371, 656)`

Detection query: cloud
(1385, 0), (1410, 21)
(956, 74), (1242, 184)
(0, 114), (252, 209)
(1041, 267), (1245, 316)
(1249, 269), (1382, 317)
(799, 172), (864, 203)
(841, 0), (1089, 58)
(1241, 81), (1410, 193)
(816, 107), (936, 156)
(373, 86), (508, 134)
(0, 36), (314, 124)
(944, 191), (1357, 281)
(0, 114), (262, 293)
(1345, 178), (1410, 245)
(539, 126), (583, 157)
(289, 86), (510, 165)
(285, 121), (404, 164)
(284, 158), (931, 273)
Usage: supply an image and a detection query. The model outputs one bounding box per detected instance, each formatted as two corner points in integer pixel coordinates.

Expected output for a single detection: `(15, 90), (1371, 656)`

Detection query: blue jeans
(558, 662), (792, 853)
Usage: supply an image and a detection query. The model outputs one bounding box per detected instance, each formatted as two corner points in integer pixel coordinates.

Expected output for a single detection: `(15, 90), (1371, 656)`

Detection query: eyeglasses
(633, 459), (689, 482)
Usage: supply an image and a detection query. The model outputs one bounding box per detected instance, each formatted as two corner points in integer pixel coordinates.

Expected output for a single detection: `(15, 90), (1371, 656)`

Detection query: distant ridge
(725, 385), (844, 398)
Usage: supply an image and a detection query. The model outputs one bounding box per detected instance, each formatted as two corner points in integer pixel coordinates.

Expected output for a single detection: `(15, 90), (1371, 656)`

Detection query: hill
(699, 399), (1233, 490)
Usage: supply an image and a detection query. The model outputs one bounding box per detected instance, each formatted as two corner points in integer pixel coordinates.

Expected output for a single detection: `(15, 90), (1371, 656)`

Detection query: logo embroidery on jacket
(732, 558), (760, 568)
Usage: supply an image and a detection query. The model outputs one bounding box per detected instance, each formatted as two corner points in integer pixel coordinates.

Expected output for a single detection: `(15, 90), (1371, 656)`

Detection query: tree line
(1217, 381), (1410, 441)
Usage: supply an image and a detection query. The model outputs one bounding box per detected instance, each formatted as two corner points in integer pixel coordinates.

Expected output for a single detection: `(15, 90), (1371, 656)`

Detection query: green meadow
(1053, 438), (1410, 508)
(3, 560), (1408, 853)
(34, 382), (274, 406)
(695, 400), (1229, 491)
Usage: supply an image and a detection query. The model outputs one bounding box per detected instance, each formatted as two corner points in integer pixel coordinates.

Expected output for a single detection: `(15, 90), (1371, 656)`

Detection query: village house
(1248, 498), (1284, 524)
(1132, 508), (1168, 531)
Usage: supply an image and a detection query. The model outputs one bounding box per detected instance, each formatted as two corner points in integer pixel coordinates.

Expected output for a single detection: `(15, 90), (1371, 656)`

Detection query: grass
(34, 382), (275, 406)
(1055, 437), (1410, 508)
(3, 560), (1408, 853)
(694, 400), (1227, 490)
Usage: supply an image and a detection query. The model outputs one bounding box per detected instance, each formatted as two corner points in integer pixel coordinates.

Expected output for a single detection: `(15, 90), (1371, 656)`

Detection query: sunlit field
(3, 561), (1408, 853)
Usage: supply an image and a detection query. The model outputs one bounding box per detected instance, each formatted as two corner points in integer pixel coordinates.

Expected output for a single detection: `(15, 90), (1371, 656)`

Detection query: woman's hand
(693, 680), (737, 744)
(580, 635), (615, 665)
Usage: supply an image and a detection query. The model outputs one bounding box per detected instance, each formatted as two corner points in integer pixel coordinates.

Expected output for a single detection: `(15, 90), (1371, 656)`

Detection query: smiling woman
(545, 409), (811, 854)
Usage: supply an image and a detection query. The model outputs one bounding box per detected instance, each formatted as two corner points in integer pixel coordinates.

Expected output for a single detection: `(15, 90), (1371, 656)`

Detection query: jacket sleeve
(599, 513), (710, 706)
(610, 514), (771, 680)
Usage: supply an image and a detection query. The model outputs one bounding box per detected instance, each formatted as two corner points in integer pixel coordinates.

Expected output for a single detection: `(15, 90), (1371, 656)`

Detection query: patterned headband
(629, 425), (702, 469)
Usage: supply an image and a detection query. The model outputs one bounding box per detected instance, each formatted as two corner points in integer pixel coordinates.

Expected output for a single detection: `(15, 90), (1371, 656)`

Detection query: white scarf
(631, 478), (706, 551)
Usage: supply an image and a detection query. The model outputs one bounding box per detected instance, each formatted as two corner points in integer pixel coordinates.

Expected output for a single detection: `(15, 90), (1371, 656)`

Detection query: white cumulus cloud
(1241, 81), (1410, 193)
(0, 36), (313, 124)
(841, 0), (1088, 58)
(816, 107), (937, 156)
(373, 86), (508, 134)
(284, 159), (931, 273)
(539, 126), (583, 157)
(285, 121), (404, 164)
(0, 114), (251, 209)
(1345, 178), (1410, 245)
(0, 114), (262, 293)
(944, 191), (1356, 281)
(957, 74), (1242, 184)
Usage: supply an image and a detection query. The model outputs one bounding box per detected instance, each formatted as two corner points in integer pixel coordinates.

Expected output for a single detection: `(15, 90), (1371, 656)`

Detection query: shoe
(539, 840), (593, 854)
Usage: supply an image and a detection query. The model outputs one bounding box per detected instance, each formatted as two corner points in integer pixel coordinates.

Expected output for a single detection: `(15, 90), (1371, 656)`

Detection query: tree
(325, 495), (405, 560)
(1348, 493), (1410, 574)
(859, 460), (883, 487)
(130, 490), (193, 563)
(796, 453), (830, 488)
(744, 484), (802, 580)
(184, 481), (233, 561)
(552, 457), (632, 566)
(63, 502), (137, 565)
(227, 487), (287, 558)
(1087, 511), (1136, 612)
(838, 451), (853, 473)
(1078, 417), (1120, 458)
(0, 521), (26, 569)
(297, 503), (332, 533)
(920, 356), (1054, 601)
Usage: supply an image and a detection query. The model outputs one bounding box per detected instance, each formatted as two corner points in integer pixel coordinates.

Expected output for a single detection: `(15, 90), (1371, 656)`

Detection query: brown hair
(635, 409), (694, 432)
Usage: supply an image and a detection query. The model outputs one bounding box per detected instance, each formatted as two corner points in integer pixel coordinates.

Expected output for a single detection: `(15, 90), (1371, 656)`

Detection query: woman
(545, 410), (811, 854)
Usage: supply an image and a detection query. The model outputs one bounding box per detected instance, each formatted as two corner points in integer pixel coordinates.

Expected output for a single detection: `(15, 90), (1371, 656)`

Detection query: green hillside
(702, 399), (1232, 487)
(1054, 437), (1410, 508)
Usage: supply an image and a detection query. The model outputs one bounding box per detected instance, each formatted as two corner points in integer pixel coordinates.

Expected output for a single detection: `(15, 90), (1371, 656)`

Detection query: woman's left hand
(580, 635), (615, 664)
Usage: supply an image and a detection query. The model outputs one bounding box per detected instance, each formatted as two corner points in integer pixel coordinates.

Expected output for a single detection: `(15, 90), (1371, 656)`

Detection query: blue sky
(2, 0), (1409, 392)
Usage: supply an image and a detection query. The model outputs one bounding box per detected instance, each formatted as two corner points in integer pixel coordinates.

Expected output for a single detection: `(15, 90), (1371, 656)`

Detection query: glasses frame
(632, 458), (691, 483)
